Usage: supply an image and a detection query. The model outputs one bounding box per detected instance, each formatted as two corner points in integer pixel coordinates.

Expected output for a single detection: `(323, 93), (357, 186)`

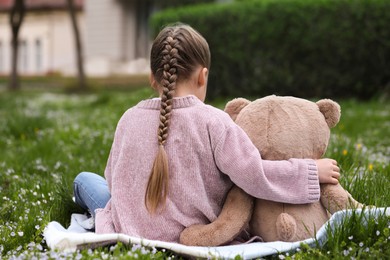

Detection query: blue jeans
(73, 172), (111, 217)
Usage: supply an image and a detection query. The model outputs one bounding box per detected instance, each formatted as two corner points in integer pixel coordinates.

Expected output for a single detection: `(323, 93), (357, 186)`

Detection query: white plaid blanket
(44, 207), (389, 259)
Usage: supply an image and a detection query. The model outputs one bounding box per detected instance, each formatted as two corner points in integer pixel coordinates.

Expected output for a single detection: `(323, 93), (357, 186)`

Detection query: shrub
(155, 0), (214, 9)
(150, 0), (390, 100)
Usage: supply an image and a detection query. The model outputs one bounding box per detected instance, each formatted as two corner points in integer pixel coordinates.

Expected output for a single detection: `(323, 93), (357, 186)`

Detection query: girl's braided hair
(146, 23), (210, 213)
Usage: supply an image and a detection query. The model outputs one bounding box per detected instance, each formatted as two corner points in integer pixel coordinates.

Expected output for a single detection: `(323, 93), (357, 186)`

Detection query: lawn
(0, 87), (389, 259)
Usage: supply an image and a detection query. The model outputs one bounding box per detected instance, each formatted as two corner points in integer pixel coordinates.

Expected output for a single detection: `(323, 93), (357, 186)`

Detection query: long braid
(158, 36), (178, 145)
(145, 34), (179, 213)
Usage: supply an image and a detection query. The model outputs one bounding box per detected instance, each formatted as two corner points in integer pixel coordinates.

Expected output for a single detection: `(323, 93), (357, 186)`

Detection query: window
(0, 41), (3, 72)
(35, 39), (42, 72)
(19, 39), (28, 72)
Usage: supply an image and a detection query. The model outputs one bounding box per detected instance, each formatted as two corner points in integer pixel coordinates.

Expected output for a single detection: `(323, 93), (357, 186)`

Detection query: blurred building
(84, 0), (152, 76)
(0, 0), (152, 77)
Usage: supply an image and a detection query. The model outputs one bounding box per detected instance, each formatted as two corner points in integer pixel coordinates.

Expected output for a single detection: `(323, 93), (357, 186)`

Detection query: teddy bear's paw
(180, 186), (254, 246)
(348, 197), (365, 209)
(180, 224), (211, 246)
(276, 213), (297, 242)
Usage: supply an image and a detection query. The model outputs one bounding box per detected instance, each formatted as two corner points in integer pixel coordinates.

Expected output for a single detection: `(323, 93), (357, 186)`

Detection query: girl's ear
(197, 67), (208, 88)
(149, 73), (158, 90)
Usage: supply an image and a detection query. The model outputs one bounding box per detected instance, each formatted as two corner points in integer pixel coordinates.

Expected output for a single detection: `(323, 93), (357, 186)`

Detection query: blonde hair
(146, 23), (211, 213)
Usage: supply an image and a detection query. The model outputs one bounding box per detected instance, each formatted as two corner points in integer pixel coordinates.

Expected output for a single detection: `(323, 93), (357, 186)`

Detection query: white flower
(376, 230), (380, 236)
(18, 231), (24, 236)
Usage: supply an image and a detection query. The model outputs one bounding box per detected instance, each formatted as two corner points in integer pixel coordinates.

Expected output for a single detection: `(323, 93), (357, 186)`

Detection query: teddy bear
(180, 95), (363, 246)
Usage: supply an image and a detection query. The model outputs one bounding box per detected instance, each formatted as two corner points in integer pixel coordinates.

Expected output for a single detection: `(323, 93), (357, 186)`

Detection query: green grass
(0, 88), (389, 259)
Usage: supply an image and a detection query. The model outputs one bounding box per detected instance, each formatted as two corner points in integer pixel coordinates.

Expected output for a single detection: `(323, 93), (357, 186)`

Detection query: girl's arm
(103, 149), (113, 192)
(214, 124), (321, 204)
(103, 108), (133, 192)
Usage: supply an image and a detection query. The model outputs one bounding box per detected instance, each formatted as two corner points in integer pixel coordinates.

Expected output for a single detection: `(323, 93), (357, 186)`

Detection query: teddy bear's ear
(316, 99), (341, 128)
(224, 98), (251, 121)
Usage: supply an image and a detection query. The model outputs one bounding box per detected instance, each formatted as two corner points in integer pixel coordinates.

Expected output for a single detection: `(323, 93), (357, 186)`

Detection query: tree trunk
(67, 0), (87, 90)
(9, 0), (25, 91)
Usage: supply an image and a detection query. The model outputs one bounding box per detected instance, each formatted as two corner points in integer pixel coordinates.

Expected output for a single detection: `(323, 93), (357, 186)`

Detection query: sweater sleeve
(214, 124), (320, 204)
(103, 108), (132, 192)
(104, 149), (113, 192)
(95, 201), (115, 234)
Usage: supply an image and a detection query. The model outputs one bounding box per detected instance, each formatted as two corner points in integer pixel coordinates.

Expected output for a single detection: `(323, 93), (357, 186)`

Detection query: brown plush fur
(180, 186), (253, 246)
(180, 95), (363, 245)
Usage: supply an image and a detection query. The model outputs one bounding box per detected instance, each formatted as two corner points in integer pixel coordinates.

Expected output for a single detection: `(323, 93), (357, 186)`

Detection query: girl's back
(96, 96), (236, 242)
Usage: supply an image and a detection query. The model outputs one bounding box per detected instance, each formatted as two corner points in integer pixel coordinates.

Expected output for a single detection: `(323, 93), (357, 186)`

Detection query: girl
(73, 23), (340, 243)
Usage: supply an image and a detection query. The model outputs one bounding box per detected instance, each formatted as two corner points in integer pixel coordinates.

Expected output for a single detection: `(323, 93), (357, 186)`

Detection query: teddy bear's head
(224, 95), (341, 160)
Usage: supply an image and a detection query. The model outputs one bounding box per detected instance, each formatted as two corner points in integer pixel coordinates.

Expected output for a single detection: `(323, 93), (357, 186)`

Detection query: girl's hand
(315, 158), (340, 184)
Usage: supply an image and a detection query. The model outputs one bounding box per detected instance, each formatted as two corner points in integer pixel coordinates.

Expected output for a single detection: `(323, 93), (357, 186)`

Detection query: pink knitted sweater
(95, 95), (320, 243)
